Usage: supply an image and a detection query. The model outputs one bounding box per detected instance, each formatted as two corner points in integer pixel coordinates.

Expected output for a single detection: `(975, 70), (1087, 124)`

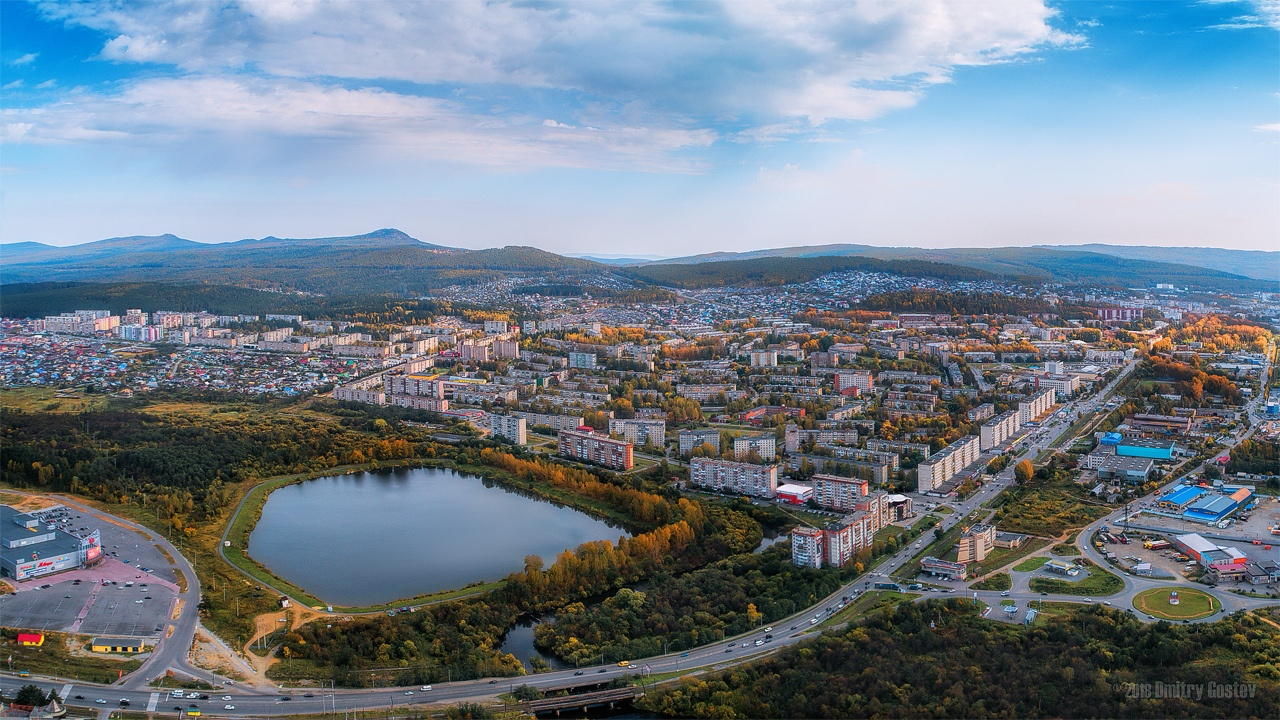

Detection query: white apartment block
(733, 435), (777, 461)
(678, 428), (721, 455)
(489, 414), (527, 444)
(1018, 388), (1056, 424)
(979, 410), (1021, 451)
(917, 435), (980, 493)
(689, 457), (778, 498)
(1038, 375), (1081, 398)
(608, 418), (666, 447)
(511, 411), (585, 432)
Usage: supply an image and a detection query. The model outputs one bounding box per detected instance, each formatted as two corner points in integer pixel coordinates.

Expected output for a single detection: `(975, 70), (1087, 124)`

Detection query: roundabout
(1132, 586), (1220, 621)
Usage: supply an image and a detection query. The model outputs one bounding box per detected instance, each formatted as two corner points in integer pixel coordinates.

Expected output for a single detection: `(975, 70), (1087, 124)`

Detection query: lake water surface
(248, 466), (629, 606)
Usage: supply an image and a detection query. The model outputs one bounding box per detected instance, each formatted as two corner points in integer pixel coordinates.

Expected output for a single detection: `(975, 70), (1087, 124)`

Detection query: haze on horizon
(1, 0), (1276, 254)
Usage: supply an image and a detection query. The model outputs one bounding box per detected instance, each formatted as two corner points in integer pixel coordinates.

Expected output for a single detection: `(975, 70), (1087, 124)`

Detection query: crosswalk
(60, 683), (73, 700)
(147, 692), (160, 712)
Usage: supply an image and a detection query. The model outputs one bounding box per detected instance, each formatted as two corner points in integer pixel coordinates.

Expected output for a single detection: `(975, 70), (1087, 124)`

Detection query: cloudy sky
(2, 0), (1276, 254)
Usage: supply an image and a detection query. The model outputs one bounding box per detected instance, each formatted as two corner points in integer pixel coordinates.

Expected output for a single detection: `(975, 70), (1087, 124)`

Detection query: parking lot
(1, 503), (182, 638)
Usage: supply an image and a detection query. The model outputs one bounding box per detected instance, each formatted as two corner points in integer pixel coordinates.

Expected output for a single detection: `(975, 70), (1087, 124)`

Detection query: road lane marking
(147, 692), (159, 712)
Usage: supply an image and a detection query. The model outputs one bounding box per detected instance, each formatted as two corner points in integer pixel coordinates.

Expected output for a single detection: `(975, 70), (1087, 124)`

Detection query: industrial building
(0, 506), (103, 582)
(776, 483), (814, 505)
(1182, 486), (1253, 525)
(920, 556), (967, 581)
(91, 637), (146, 653)
(1096, 455), (1154, 483)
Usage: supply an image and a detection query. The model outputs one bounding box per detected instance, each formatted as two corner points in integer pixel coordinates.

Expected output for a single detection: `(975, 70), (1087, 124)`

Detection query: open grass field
(981, 537), (1051, 572)
(0, 631), (144, 684)
(0, 387), (111, 414)
(813, 590), (919, 631)
(1013, 556), (1050, 572)
(971, 573), (1011, 591)
(1133, 586), (1221, 620)
(1028, 565), (1125, 597)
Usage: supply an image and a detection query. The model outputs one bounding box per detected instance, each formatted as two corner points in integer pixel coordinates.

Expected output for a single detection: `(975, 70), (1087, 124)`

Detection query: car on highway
(404, 691), (414, 695)
(224, 705), (235, 710)
(680, 652), (689, 657)
(221, 696), (232, 701)
(574, 670), (584, 676)
(95, 699), (106, 704)
(421, 685), (432, 691)
(618, 660), (630, 667)
(597, 669), (607, 673)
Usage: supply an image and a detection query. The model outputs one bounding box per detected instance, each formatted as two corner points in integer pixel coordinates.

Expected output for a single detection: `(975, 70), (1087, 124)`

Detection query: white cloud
(3, 76), (714, 172)
(34, 0), (1079, 125)
(10, 52), (38, 66)
(3, 80), (23, 90)
(1255, 122), (1280, 132)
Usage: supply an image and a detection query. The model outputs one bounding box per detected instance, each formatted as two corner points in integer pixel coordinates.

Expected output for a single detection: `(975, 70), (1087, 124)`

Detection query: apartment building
(812, 474), (869, 512)
(558, 428), (633, 470)
(510, 411), (584, 432)
(689, 457), (778, 498)
(1018, 387), (1056, 424)
(489, 414), (527, 445)
(790, 526), (825, 569)
(733, 434), (777, 461)
(678, 428), (722, 455)
(608, 418), (666, 447)
(979, 410), (1021, 451)
(917, 435), (980, 494)
(967, 403), (995, 422)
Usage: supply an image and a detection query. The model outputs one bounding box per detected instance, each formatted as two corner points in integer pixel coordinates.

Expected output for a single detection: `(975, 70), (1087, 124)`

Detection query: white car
(222, 696), (232, 701)
(224, 705), (235, 710)
(421, 686), (432, 691)
(404, 691), (414, 695)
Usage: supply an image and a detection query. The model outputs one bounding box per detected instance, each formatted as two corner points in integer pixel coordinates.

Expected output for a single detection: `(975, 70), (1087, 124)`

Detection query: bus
(873, 582), (901, 591)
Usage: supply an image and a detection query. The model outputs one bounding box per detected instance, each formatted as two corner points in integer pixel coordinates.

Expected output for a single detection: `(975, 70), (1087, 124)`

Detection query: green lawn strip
(933, 505), (955, 515)
(1132, 587), (1221, 620)
(1012, 556), (1050, 573)
(810, 590), (919, 631)
(1, 631), (143, 684)
(1051, 543), (1082, 556)
(979, 537), (1052, 573)
(1028, 565), (1125, 597)
(971, 573), (1011, 591)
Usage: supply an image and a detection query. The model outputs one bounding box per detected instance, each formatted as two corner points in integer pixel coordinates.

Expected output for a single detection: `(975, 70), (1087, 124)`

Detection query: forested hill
(643, 600), (1280, 719)
(0, 230), (602, 295)
(621, 254), (993, 288)
(640, 244), (1276, 292)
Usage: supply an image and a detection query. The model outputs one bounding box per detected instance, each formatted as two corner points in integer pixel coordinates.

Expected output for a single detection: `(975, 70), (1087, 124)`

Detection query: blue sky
(1, 0), (1276, 254)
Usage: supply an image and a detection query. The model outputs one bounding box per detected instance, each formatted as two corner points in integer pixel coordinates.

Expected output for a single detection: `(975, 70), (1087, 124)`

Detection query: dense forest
(1226, 440), (1280, 478)
(623, 255), (993, 289)
(642, 601), (1280, 718)
(858, 290), (1085, 317)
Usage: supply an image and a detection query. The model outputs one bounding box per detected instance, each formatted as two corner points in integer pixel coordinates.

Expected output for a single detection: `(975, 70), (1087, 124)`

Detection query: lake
(247, 466), (630, 606)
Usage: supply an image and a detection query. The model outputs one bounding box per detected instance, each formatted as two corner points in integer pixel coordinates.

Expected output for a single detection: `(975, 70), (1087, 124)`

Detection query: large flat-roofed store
(0, 505), (103, 581)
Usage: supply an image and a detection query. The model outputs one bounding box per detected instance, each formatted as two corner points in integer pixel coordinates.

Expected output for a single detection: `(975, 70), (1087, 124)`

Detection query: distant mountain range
(1, 230), (1273, 297)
